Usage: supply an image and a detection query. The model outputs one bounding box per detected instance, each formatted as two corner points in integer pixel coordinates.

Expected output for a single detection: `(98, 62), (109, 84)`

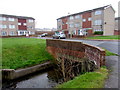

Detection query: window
(0, 17), (6, 21)
(78, 30), (80, 35)
(29, 19), (34, 23)
(20, 31), (24, 35)
(58, 19), (61, 22)
(0, 25), (7, 28)
(31, 31), (35, 34)
(83, 19), (86, 22)
(70, 16), (74, 20)
(116, 20), (118, 22)
(0, 17), (2, 21)
(69, 24), (74, 28)
(94, 29), (102, 32)
(95, 10), (102, 15)
(18, 23), (21, 25)
(2, 17), (6, 21)
(75, 15), (80, 19)
(88, 17), (92, 21)
(58, 25), (61, 29)
(75, 23), (79, 27)
(9, 25), (15, 29)
(2, 31), (7, 36)
(10, 31), (14, 36)
(94, 20), (102, 25)
(62, 22), (65, 25)
(23, 23), (27, 26)
(73, 30), (76, 35)
(8, 18), (15, 21)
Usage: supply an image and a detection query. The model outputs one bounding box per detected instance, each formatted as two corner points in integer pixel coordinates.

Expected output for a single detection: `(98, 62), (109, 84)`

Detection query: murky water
(2, 69), (63, 88)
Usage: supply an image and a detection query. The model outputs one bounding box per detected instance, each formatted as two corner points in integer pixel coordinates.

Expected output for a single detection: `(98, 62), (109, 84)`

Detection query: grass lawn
(2, 38), (53, 69)
(56, 67), (108, 88)
(86, 35), (120, 40)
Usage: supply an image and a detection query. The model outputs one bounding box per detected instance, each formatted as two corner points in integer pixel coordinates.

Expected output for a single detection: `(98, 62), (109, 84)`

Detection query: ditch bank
(46, 39), (106, 68)
(2, 61), (52, 80)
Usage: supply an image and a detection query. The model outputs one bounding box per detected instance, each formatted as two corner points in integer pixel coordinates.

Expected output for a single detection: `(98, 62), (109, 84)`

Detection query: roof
(57, 5), (115, 20)
(115, 17), (120, 20)
(0, 14), (35, 20)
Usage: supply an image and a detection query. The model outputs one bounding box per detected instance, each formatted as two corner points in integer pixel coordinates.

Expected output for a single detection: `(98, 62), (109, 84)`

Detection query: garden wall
(46, 39), (105, 68)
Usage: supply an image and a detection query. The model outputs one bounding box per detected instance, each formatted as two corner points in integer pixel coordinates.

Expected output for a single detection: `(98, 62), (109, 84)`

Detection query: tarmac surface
(105, 56), (119, 88)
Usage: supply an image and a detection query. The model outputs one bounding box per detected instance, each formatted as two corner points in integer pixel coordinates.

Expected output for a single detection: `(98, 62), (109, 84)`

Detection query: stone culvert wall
(46, 39), (105, 68)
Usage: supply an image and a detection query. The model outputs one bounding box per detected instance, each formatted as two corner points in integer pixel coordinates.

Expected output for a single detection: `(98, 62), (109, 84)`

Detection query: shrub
(94, 31), (103, 35)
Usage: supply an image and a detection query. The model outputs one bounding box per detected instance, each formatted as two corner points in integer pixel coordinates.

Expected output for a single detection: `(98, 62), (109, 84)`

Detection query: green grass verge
(105, 49), (118, 56)
(56, 67), (108, 88)
(86, 35), (120, 40)
(2, 38), (54, 69)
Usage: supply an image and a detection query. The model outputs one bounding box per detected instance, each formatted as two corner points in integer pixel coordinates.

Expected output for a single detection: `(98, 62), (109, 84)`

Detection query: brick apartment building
(114, 17), (120, 35)
(57, 5), (115, 37)
(0, 14), (35, 36)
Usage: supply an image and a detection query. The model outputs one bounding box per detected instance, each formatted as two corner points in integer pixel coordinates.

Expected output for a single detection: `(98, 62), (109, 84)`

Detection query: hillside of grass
(2, 38), (53, 69)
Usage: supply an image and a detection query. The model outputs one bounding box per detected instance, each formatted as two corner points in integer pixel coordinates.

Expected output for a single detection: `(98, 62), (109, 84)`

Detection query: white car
(53, 32), (66, 39)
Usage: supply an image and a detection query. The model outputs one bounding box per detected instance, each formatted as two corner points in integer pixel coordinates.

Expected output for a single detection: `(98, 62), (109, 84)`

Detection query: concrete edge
(1, 61), (52, 80)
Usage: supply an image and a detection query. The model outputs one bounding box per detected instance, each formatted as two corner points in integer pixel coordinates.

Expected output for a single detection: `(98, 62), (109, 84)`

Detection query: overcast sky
(0, 0), (119, 28)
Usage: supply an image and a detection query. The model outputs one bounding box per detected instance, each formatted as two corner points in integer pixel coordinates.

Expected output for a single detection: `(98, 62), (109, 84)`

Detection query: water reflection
(2, 69), (63, 88)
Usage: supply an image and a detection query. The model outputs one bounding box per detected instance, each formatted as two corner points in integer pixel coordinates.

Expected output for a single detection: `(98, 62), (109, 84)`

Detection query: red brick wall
(114, 30), (120, 35)
(82, 12), (92, 28)
(62, 17), (68, 29)
(46, 39), (105, 68)
(18, 19), (27, 30)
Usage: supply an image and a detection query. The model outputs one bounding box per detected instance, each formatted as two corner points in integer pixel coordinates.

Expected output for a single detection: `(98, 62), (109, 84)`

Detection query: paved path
(105, 56), (119, 88)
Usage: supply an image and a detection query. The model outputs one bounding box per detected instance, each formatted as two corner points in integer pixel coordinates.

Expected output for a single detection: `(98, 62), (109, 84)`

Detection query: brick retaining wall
(46, 39), (105, 68)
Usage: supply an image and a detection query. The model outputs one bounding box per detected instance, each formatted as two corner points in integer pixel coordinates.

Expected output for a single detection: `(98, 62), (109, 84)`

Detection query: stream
(2, 68), (63, 88)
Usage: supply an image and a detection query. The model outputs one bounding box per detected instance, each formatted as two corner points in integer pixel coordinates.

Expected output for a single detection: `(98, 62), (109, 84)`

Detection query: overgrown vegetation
(86, 35), (120, 40)
(2, 38), (53, 69)
(56, 67), (108, 88)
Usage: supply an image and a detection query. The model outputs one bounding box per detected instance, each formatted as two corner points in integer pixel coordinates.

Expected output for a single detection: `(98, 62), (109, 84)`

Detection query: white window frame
(9, 31), (15, 36)
(2, 31), (7, 36)
(58, 19), (61, 22)
(0, 17), (6, 21)
(23, 23), (27, 26)
(69, 24), (74, 28)
(29, 19), (34, 23)
(95, 10), (102, 15)
(69, 16), (74, 20)
(18, 23), (21, 25)
(8, 18), (15, 21)
(94, 20), (102, 25)
(1, 25), (7, 28)
(75, 15), (80, 19)
(88, 17), (92, 21)
(9, 25), (15, 29)
(75, 23), (79, 27)
(83, 19), (86, 22)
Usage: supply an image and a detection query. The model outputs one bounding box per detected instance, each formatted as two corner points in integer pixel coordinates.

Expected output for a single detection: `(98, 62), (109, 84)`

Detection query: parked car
(53, 32), (66, 39)
(38, 33), (48, 37)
